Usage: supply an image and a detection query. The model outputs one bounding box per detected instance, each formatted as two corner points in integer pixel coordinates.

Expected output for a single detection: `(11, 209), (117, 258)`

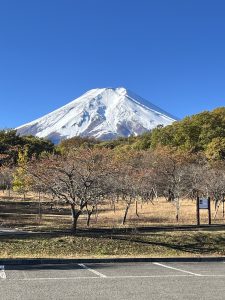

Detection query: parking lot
(0, 261), (225, 299)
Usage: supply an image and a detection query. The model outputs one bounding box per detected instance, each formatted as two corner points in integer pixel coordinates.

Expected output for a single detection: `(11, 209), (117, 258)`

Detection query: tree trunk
(215, 199), (217, 210)
(135, 200), (139, 217)
(109, 197), (116, 213)
(71, 204), (81, 233)
(214, 198), (221, 219)
(86, 205), (95, 227)
(87, 211), (92, 227)
(122, 199), (131, 225)
(95, 205), (99, 222)
(38, 191), (42, 222)
(175, 197), (180, 222)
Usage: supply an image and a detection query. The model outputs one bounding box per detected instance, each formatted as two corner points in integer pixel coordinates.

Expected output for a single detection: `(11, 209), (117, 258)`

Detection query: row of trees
(1, 147), (224, 231)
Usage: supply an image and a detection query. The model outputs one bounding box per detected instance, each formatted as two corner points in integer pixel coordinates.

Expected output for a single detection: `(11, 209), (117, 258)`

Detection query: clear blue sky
(0, 0), (225, 128)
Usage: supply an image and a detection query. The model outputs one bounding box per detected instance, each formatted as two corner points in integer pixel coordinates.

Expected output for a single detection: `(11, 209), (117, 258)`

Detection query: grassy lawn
(1, 230), (225, 258)
(1, 191), (225, 259)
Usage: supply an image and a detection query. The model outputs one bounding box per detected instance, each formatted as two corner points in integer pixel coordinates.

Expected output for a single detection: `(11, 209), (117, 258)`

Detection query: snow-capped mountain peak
(16, 87), (177, 143)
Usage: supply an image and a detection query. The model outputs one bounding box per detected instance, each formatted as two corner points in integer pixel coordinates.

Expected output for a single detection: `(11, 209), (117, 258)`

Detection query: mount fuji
(16, 87), (177, 143)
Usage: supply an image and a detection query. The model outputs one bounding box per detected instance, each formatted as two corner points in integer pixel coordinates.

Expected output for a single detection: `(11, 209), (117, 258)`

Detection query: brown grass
(0, 190), (225, 231)
(1, 230), (225, 258)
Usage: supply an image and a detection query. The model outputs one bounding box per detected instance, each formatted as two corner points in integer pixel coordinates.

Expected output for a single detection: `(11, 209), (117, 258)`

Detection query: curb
(1, 257), (225, 265)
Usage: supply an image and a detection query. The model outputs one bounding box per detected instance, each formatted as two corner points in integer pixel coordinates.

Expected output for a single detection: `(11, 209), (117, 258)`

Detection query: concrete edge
(1, 257), (225, 265)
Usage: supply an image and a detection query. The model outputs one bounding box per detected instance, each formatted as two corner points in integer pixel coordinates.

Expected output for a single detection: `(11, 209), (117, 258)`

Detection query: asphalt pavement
(0, 261), (225, 299)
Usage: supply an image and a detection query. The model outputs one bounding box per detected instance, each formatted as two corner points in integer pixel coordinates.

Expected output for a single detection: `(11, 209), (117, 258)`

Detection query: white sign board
(199, 198), (209, 209)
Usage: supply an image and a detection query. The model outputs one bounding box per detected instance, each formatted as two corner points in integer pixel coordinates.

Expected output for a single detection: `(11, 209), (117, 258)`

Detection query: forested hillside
(0, 130), (54, 165)
(92, 107), (225, 160)
(150, 107), (225, 159)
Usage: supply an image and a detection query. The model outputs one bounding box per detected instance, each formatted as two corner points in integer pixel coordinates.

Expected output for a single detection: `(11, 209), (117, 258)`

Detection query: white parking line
(6, 274), (192, 281)
(6, 274), (225, 281)
(78, 264), (107, 278)
(153, 262), (202, 276)
(0, 266), (6, 279)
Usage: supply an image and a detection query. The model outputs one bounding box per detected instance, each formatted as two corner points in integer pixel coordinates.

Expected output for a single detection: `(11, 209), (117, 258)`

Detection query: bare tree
(202, 163), (225, 218)
(0, 164), (13, 198)
(28, 148), (115, 232)
(152, 149), (194, 222)
(113, 151), (147, 224)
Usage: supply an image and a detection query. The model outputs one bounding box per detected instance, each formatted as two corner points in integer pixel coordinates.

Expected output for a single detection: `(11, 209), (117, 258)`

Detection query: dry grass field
(1, 190), (225, 258)
(0, 190), (224, 231)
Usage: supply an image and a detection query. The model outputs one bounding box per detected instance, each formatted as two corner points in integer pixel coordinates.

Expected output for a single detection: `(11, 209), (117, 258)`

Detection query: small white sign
(199, 198), (209, 209)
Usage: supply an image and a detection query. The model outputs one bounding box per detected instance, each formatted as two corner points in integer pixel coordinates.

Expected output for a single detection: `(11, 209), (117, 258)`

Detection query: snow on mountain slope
(16, 87), (177, 143)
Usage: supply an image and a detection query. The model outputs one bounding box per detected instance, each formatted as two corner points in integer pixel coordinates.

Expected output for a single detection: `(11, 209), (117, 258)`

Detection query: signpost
(196, 197), (211, 225)
(223, 194), (225, 218)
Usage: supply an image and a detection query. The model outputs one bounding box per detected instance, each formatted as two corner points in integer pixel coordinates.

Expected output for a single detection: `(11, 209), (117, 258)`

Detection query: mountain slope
(16, 87), (177, 143)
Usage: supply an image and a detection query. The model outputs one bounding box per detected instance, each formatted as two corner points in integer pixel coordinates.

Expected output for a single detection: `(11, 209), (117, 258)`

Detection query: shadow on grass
(73, 232), (220, 255)
(1, 225), (225, 257)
